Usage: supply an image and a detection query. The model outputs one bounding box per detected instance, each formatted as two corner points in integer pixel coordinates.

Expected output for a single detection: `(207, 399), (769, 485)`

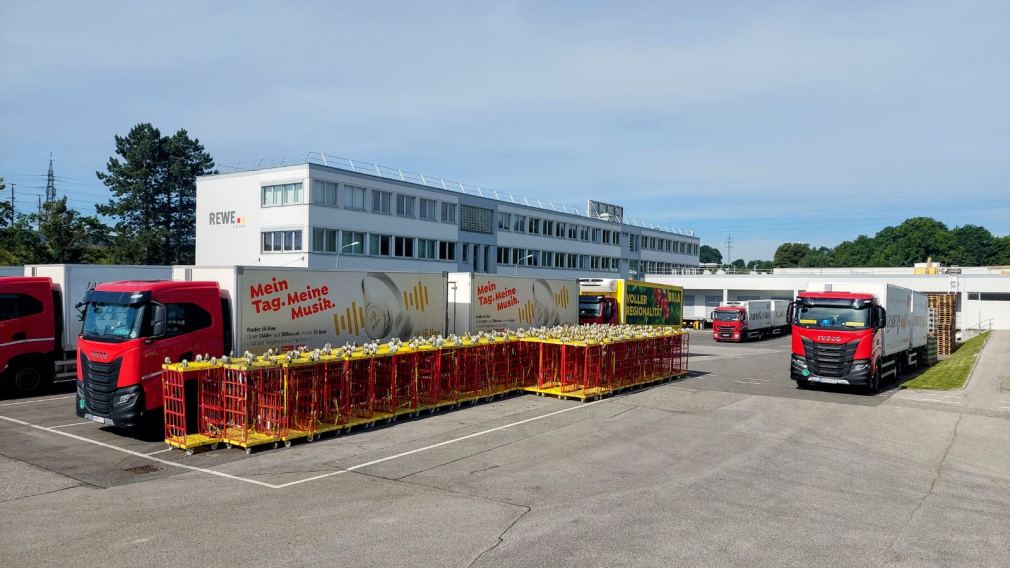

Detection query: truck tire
(3, 361), (53, 398)
(865, 371), (881, 395)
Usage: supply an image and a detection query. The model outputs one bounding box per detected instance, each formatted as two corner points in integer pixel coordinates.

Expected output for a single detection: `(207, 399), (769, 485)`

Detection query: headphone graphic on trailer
(531, 278), (561, 327)
(361, 272), (413, 340)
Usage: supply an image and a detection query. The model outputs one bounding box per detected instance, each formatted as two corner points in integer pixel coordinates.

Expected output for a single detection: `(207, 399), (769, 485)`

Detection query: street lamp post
(335, 241), (360, 269)
(515, 254), (534, 275)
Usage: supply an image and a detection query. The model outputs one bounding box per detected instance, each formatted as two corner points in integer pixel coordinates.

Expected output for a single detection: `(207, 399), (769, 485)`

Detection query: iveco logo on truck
(209, 210), (244, 226)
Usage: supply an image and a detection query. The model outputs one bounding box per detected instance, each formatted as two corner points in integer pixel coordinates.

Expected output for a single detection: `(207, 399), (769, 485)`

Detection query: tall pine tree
(97, 123), (214, 264)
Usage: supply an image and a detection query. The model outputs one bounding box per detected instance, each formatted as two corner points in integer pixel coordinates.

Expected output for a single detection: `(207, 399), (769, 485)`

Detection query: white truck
(447, 273), (577, 335)
(711, 299), (789, 342)
(789, 281), (929, 392)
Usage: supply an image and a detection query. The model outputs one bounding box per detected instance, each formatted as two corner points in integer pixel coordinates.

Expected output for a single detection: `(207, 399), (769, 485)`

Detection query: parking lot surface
(2, 331), (1007, 567)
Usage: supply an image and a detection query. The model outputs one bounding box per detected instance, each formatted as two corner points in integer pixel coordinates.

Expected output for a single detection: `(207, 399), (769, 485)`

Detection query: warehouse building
(647, 265), (1010, 331)
(195, 154), (700, 278)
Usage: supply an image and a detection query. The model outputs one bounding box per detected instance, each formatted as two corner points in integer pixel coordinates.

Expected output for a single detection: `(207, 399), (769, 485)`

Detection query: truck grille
(714, 325), (735, 338)
(80, 353), (122, 415)
(801, 337), (858, 377)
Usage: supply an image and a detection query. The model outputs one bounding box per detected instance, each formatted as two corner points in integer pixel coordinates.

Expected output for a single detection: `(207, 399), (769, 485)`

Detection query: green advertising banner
(623, 283), (683, 326)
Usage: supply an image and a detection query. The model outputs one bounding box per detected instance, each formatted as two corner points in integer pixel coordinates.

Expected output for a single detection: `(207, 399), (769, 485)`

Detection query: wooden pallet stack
(927, 293), (956, 356)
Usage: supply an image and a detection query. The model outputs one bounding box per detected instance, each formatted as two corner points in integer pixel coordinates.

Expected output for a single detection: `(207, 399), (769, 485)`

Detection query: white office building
(196, 153), (699, 278)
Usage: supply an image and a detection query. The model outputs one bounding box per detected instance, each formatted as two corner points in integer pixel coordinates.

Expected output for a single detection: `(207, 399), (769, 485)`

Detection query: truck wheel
(3, 362), (52, 397)
(866, 372), (881, 395)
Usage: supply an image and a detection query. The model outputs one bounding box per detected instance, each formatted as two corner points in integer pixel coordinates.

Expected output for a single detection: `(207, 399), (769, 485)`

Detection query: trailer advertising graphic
(239, 271), (446, 352)
(624, 283), (682, 326)
(471, 276), (576, 332)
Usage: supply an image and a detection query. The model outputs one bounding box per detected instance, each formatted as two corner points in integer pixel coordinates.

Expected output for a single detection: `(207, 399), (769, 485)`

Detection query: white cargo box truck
(805, 281), (928, 357)
(447, 273), (577, 335)
(173, 266), (448, 353)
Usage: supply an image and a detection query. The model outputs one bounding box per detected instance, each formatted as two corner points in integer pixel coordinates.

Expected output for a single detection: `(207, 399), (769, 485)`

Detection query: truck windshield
(794, 305), (870, 330)
(82, 302), (146, 342)
(578, 301), (602, 317)
(713, 311), (742, 321)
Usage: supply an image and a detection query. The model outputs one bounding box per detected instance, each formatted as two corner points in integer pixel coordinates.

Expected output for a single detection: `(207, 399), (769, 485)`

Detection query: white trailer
(447, 273), (577, 335)
(173, 266), (448, 353)
(24, 264), (172, 379)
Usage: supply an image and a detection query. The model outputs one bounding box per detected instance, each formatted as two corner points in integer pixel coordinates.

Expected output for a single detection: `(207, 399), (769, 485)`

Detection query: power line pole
(45, 153), (56, 202)
(725, 234), (734, 265)
(8, 183), (14, 225)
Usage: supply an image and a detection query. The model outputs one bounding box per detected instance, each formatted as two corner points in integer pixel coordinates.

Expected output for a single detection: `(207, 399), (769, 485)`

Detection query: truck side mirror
(875, 306), (887, 329)
(786, 302), (795, 325)
(603, 302), (613, 321)
(150, 303), (167, 338)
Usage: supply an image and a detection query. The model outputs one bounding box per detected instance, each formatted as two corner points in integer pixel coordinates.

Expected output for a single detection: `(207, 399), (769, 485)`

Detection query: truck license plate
(84, 413), (114, 426)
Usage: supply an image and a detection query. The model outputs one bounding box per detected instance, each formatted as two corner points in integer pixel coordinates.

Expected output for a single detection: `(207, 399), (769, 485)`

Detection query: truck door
(141, 301), (216, 409)
(0, 286), (54, 395)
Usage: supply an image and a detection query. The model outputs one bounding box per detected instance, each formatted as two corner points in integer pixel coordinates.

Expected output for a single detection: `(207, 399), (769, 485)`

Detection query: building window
(970, 292), (1010, 301)
(498, 212), (511, 231)
(555, 222), (566, 238)
(394, 236), (415, 258)
(591, 228), (602, 242)
(262, 183), (303, 207)
(441, 202), (457, 223)
(395, 194), (415, 217)
(341, 231), (364, 254)
(512, 215), (527, 232)
(344, 185), (366, 210)
(529, 218), (540, 235)
(567, 224), (578, 239)
(372, 190), (391, 213)
(579, 226), (590, 241)
(438, 241), (456, 261)
(262, 230), (302, 252)
(462, 243), (469, 262)
(311, 180), (339, 207)
(369, 234), (391, 256)
(419, 198), (437, 220)
(312, 228), (338, 252)
(460, 205), (493, 234)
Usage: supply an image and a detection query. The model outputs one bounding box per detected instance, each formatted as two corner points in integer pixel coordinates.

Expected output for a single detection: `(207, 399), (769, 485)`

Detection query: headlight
(116, 392), (139, 406)
(851, 360), (870, 372)
(791, 356), (808, 369)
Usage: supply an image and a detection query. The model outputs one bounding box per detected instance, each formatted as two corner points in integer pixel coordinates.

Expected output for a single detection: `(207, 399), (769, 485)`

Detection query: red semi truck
(711, 300), (789, 342)
(788, 282), (928, 393)
(0, 265), (171, 398)
(74, 267), (449, 428)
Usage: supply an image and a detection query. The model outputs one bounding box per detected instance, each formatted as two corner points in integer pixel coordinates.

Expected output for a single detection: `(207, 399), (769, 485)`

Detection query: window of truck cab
(794, 303), (871, 330)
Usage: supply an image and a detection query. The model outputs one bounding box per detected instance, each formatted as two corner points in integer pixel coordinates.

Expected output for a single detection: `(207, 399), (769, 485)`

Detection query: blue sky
(2, 0), (1008, 260)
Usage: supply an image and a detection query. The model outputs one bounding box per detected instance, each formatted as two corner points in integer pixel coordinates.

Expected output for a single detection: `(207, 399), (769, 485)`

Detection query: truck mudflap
(76, 383), (144, 428)
(790, 355), (871, 386)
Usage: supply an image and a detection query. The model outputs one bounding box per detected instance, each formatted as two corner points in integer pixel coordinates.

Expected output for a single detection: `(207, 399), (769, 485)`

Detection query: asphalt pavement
(1, 330), (1007, 567)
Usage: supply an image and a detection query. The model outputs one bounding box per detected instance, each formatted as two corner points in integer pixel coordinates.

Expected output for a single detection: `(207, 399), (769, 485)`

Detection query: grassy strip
(902, 331), (991, 390)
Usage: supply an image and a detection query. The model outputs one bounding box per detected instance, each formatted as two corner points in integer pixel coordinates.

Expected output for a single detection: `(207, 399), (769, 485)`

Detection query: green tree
(872, 217), (953, 266)
(995, 235), (1010, 265)
(831, 235), (875, 267)
(773, 242), (811, 267)
(950, 224), (997, 266)
(730, 258), (745, 269)
(798, 246), (834, 267)
(0, 176), (44, 265)
(746, 259), (773, 270)
(33, 197), (110, 263)
(97, 123), (214, 264)
(699, 245), (722, 264)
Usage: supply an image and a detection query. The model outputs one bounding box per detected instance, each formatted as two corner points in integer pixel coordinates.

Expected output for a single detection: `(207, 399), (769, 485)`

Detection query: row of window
(495, 247), (621, 272)
(261, 180), (459, 224)
(632, 260), (696, 274)
(497, 212), (621, 245)
(262, 229), (623, 272)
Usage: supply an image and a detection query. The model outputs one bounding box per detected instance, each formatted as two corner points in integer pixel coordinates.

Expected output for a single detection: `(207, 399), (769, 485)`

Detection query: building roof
(202, 151), (697, 238)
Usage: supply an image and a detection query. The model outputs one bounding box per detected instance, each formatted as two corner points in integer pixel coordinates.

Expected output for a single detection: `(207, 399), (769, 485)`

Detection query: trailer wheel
(3, 361), (52, 397)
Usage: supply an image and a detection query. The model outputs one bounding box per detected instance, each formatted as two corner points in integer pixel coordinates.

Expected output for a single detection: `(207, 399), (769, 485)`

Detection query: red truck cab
(75, 280), (231, 428)
(0, 277), (60, 396)
(579, 295), (617, 325)
(788, 292), (884, 392)
(711, 305), (746, 341)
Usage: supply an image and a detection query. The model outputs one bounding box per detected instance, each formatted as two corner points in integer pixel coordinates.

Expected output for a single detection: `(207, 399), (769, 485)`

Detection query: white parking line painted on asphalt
(271, 397), (611, 489)
(145, 448), (174, 455)
(0, 395), (75, 407)
(0, 396), (611, 491)
(0, 415), (276, 489)
(908, 398), (961, 405)
(48, 421), (92, 429)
